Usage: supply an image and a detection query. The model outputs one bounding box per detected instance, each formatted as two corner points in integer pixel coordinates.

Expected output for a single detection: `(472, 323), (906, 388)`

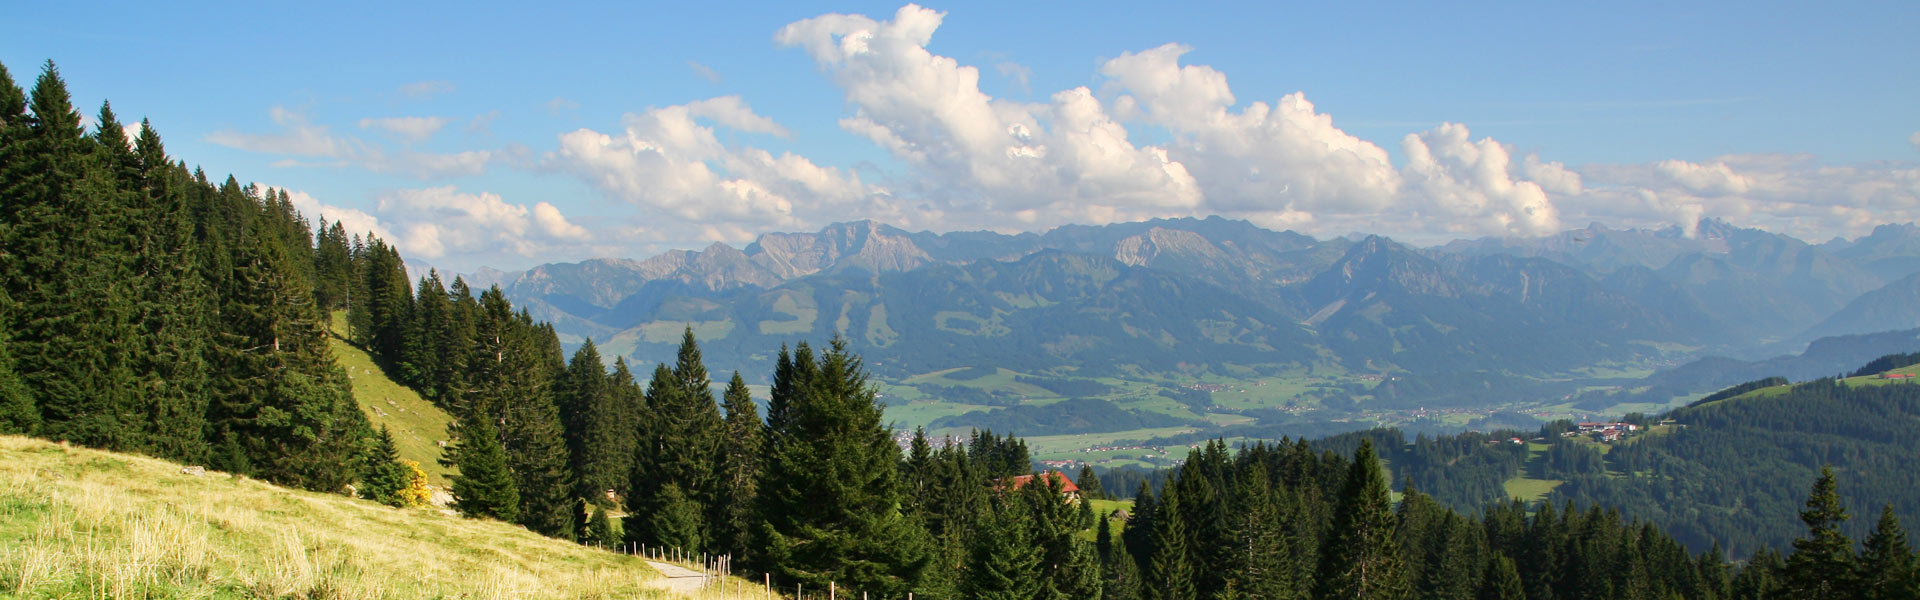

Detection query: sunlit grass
(0, 435), (773, 599)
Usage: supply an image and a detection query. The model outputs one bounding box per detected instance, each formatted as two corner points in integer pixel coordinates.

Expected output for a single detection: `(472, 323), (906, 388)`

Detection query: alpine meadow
(6, 2), (1920, 600)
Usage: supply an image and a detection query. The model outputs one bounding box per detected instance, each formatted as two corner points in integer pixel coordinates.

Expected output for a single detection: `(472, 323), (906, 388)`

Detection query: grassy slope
(0, 435), (748, 599)
(323, 312), (455, 487)
(329, 336), (456, 487)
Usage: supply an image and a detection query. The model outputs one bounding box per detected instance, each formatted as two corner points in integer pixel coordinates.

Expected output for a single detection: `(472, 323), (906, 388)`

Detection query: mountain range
(469, 217), (1920, 429)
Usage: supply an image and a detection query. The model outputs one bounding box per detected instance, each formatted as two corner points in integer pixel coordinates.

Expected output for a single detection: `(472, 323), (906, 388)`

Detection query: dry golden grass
(0, 435), (773, 599)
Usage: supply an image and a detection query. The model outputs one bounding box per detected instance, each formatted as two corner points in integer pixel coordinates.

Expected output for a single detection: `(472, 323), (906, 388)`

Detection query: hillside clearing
(328, 334), (456, 487)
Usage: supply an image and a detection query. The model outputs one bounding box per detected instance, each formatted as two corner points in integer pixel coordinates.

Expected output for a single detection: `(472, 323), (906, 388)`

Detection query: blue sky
(6, 1), (1917, 271)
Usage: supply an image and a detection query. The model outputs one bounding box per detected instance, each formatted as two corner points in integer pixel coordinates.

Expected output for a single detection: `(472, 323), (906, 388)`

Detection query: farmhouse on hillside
(1001, 471), (1082, 503)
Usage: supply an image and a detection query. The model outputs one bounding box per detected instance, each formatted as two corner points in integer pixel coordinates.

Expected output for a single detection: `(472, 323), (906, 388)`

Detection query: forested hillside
(1550, 371), (1920, 558)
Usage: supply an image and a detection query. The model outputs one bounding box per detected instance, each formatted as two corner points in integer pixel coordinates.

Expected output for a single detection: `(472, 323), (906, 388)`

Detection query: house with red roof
(1003, 471), (1082, 503)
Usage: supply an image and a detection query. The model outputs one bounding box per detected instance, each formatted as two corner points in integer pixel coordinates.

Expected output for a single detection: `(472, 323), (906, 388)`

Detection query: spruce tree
(1147, 482), (1196, 600)
(451, 416), (520, 522)
(1313, 440), (1408, 600)
(752, 339), (929, 597)
(608, 356), (643, 502)
(1124, 481), (1158, 578)
(1080, 464), (1105, 500)
(1858, 505), (1918, 600)
(582, 505), (617, 548)
(629, 329), (723, 552)
(560, 339), (623, 507)
(649, 482), (705, 554)
(206, 213), (370, 491)
(1224, 466), (1296, 600)
(125, 119), (212, 463)
(713, 371), (762, 559)
(361, 426), (412, 507)
(5, 61), (141, 451)
(1782, 466), (1856, 599)
(962, 496), (1044, 600)
(1101, 522), (1145, 600)
(1477, 554), (1524, 600)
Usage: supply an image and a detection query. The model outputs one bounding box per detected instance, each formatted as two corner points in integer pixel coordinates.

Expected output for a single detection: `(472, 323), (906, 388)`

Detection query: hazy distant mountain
(1442, 218), (1890, 347)
(1798, 272), (1920, 341)
(473, 216), (1920, 414)
(1830, 222), (1920, 281)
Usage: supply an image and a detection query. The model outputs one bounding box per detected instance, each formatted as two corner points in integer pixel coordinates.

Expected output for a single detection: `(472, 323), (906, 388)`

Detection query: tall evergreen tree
(1314, 440), (1408, 600)
(963, 497), (1044, 600)
(125, 118), (212, 463)
(1782, 466), (1856, 599)
(607, 356), (643, 502)
(1101, 519), (1145, 600)
(629, 329), (724, 552)
(451, 415), (520, 522)
(752, 339), (929, 597)
(1079, 464), (1106, 500)
(465, 289), (574, 539)
(1147, 482), (1196, 600)
(1224, 466), (1297, 600)
(1125, 481), (1158, 578)
(4, 61), (141, 451)
(1476, 554), (1524, 600)
(1858, 504), (1918, 600)
(206, 213), (369, 491)
(713, 371), (762, 559)
(559, 339), (623, 506)
(649, 482), (706, 553)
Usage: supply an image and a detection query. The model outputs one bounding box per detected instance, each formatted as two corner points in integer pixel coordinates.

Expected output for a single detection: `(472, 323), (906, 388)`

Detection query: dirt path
(646, 561), (709, 594)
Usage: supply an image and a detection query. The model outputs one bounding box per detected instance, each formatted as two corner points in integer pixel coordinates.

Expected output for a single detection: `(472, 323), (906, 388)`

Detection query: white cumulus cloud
(375, 186), (595, 259)
(547, 96), (878, 230)
(1400, 123), (1562, 236)
(775, 4), (1201, 228)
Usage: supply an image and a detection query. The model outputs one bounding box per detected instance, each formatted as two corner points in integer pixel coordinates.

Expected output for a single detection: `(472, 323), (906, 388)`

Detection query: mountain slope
(1548, 370), (1920, 557)
(0, 435), (722, 599)
(1798, 272), (1920, 341)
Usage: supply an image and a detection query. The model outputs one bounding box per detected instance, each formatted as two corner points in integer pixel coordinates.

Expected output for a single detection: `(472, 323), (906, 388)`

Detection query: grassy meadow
(0, 436), (771, 599)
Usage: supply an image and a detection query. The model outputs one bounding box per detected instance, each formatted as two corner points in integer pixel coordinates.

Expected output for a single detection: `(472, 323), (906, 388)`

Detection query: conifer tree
(1125, 481), (1158, 578)
(582, 505), (617, 548)
(560, 339), (623, 506)
(1225, 466), (1296, 600)
(1314, 440), (1408, 600)
(607, 356), (643, 501)
(1476, 554), (1524, 600)
(1858, 505), (1918, 600)
(1782, 466), (1856, 599)
(361, 426), (412, 507)
(125, 118), (212, 463)
(1147, 482), (1196, 600)
(964, 497), (1044, 600)
(206, 211), (369, 491)
(752, 339), (929, 597)
(5, 61), (142, 451)
(650, 482), (706, 553)
(462, 289), (574, 538)
(713, 371), (762, 558)
(1421, 515), (1480, 600)
(451, 416), (520, 522)
(1100, 519), (1145, 600)
(1079, 464), (1105, 500)
(629, 329), (723, 552)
